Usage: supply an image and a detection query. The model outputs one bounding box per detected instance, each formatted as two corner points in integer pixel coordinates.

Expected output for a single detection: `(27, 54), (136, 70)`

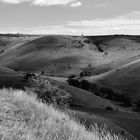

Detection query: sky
(0, 0), (140, 35)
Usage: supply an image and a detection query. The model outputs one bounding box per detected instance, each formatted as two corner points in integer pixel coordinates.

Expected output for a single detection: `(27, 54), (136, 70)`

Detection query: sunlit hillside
(0, 88), (128, 140)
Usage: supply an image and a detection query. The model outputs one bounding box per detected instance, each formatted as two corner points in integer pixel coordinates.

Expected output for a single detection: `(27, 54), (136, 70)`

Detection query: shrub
(90, 83), (97, 91)
(41, 71), (45, 75)
(80, 80), (91, 90)
(94, 41), (104, 52)
(67, 78), (80, 88)
(80, 72), (85, 77)
(24, 72), (35, 80)
(26, 76), (72, 108)
(68, 74), (75, 78)
(100, 87), (114, 99)
(83, 38), (90, 44)
(104, 52), (108, 55)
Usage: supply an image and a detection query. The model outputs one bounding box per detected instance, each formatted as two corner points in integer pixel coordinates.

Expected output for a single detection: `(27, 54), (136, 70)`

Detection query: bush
(94, 41), (104, 52)
(100, 87), (114, 99)
(67, 78), (80, 88)
(80, 80), (91, 90)
(68, 74), (75, 78)
(26, 76), (72, 108)
(80, 72), (85, 77)
(24, 72), (35, 80)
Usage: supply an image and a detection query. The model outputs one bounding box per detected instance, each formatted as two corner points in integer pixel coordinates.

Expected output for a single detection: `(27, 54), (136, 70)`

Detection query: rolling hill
(1, 35), (140, 77)
(0, 64), (117, 110)
(0, 34), (140, 139)
(0, 34), (40, 53)
(86, 58), (140, 102)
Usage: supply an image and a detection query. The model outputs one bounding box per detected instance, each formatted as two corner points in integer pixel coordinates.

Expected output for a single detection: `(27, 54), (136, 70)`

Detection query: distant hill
(0, 34), (40, 52)
(1, 35), (140, 77)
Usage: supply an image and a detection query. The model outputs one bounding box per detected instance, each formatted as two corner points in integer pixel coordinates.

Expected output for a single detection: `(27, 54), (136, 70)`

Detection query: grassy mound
(0, 88), (128, 140)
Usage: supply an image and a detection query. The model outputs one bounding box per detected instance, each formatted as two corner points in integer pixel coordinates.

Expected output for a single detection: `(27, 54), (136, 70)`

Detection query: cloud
(70, 1), (82, 7)
(65, 11), (140, 35)
(0, 0), (81, 6)
(1, 11), (140, 35)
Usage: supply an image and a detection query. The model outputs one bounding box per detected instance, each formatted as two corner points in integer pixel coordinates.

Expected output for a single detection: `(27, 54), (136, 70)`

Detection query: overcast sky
(0, 0), (140, 35)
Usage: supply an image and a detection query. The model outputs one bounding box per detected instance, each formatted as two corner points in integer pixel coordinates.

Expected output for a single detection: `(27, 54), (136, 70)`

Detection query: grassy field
(0, 88), (129, 140)
(72, 107), (140, 140)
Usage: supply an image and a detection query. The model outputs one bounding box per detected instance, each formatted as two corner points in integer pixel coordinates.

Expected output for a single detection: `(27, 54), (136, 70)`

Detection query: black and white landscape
(0, 0), (140, 140)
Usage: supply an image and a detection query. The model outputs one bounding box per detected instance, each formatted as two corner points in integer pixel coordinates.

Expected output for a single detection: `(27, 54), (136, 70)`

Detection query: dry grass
(0, 88), (129, 140)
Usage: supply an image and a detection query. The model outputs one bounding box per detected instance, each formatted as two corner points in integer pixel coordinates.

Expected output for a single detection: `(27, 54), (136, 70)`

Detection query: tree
(80, 80), (90, 90)
(68, 75), (75, 79)
(67, 78), (80, 88)
(80, 72), (85, 78)
(100, 87), (114, 99)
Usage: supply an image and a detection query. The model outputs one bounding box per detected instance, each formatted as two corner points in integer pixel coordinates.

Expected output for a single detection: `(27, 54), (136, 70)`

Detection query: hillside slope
(0, 88), (128, 140)
(0, 66), (116, 110)
(0, 34), (40, 53)
(1, 35), (140, 76)
(0, 66), (26, 88)
(86, 58), (140, 102)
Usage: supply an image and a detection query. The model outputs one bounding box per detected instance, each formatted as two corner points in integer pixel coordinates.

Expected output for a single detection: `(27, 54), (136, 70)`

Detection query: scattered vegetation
(71, 39), (85, 48)
(67, 77), (134, 108)
(24, 72), (35, 80)
(26, 76), (72, 108)
(94, 41), (104, 52)
(68, 74), (75, 78)
(0, 88), (131, 140)
(83, 38), (91, 44)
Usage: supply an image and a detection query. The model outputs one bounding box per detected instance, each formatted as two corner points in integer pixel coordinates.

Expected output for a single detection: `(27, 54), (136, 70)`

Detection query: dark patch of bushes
(67, 78), (92, 91)
(67, 76), (133, 108)
(83, 38), (90, 44)
(94, 41), (104, 52)
(41, 71), (45, 75)
(67, 78), (80, 88)
(24, 72), (35, 80)
(0, 50), (4, 53)
(80, 80), (91, 90)
(26, 76), (72, 108)
(100, 87), (114, 99)
(68, 75), (75, 79)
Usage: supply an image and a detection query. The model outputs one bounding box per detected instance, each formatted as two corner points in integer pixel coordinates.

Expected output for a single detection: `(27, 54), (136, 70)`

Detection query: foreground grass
(0, 88), (130, 140)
